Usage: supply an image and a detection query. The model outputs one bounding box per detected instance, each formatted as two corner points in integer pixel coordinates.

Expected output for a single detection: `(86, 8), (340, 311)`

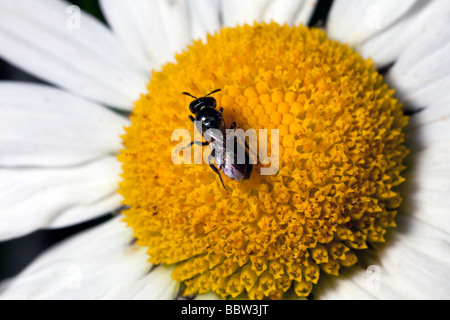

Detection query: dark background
(0, 0), (333, 283)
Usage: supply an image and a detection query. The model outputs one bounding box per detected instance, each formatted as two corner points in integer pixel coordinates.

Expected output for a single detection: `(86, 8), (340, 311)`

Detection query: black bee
(182, 89), (253, 191)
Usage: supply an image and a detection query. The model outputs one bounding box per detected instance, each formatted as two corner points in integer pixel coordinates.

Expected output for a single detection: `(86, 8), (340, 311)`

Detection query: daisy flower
(1, 0), (449, 300)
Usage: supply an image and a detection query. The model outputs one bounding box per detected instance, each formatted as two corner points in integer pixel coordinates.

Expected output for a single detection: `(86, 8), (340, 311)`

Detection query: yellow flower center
(118, 23), (408, 299)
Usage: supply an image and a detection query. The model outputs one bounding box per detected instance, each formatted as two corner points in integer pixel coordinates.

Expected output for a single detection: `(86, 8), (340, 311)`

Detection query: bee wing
(228, 131), (258, 164)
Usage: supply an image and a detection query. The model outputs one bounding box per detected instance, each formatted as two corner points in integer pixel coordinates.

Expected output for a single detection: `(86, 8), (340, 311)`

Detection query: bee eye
(205, 97), (217, 108)
(189, 100), (200, 114)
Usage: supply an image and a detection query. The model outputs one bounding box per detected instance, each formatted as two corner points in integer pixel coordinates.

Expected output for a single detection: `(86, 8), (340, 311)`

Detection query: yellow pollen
(118, 23), (408, 299)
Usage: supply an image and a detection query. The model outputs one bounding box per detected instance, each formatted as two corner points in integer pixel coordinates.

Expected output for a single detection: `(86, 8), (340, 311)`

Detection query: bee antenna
(183, 92), (197, 99)
(205, 88), (221, 97)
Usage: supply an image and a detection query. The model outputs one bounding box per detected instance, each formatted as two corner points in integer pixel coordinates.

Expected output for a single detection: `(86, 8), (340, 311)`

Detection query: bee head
(188, 97), (217, 114)
(183, 89), (221, 115)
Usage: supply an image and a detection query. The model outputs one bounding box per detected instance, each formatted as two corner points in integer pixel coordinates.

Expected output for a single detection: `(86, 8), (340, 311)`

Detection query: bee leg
(229, 122), (237, 130)
(208, 151), (228, 193)
(240, 136), (260, 164)
(179, 140), (209, 151)
(188, 115), (195, 122)
(219, 107), (224, 114)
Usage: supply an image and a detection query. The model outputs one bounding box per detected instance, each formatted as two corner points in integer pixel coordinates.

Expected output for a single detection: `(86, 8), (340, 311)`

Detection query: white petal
(221, 0), (316, 27)
(0, 82), (128, 167)
(221, 0), (272, 27)
(406, 117), (450, 152)
(400, 145), (450, 233)
(0, 0), (148, 110)
(263, 0), (317, 26)
(395, 76), (450, 111)
(0, 156), (123, 241)
(358, 0), (450, 67)
(400, 201), (450, 243)
(100, 0), (175, 69)
(117, 265), (179, 300)
(408, 143), (450, 173)
(385, 14), (450, 109)
(315, 270), (378, 300)
(294, 0), (319, 26)
(99, 0), (164, 71)
(318, 229), (450, 300)
(157, 0), (192, 56)
(407, 101), (450, 131)
(187, 0), (221, 41)
(374, 228), (450, 299)
(0, 216), (154, 299)
(326, 0), (418, 48)
(100, 0), (220, 70)
(402, 166), (450, 218)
